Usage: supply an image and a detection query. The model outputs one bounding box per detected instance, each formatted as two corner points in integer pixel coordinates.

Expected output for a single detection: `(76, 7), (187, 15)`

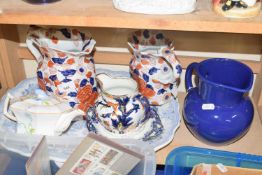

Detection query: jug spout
(96, 73), (138, 98)
(96, 73), (112, 88)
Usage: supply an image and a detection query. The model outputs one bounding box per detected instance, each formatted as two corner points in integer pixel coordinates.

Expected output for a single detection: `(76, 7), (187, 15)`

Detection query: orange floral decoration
(51, 36), (58, 44)
(158, 57), (165, 64)
(54, 80), (61, 87)
(151, 101), (159, 106)
(86, 71), (92, 78)
(84, 59), (90, 64)
(57, 51), (66, 57)
(141, 59), (150, 65)
(47, 60), (54, 67)
(72, 29), (79, 35)
(77, 85), (92, 103)
(136, 63), (142, 70)
(78, 92), (98, 112)
(67, 58), (75, 65)
(132, 74), (155, 99)
(77, 85), (98, 112)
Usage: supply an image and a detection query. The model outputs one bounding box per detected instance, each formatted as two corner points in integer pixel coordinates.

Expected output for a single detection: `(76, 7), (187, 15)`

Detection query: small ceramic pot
(3, 89), (84, 136)
(95, 73), (150, 134)
(129, 30), (182, 106)
(26, 26), (98, 112)
(213, 0), (261, 18)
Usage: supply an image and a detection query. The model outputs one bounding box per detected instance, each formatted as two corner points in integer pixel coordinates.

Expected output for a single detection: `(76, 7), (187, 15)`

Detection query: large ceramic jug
(184, 58), (254, 144)
(129, 30), (182, 106)
(26, 26), (98, 112)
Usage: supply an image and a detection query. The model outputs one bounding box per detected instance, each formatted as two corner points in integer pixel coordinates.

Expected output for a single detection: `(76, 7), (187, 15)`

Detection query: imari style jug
(26, 26), (98, 112)
(129, 30), (182, 106)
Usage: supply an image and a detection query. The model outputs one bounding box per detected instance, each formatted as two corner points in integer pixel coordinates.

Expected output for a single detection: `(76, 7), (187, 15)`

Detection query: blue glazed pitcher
(183, 58), (254, 144)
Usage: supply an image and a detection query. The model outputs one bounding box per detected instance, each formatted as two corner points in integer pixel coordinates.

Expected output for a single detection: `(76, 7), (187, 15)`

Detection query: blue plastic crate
(164, 146), (262, 175)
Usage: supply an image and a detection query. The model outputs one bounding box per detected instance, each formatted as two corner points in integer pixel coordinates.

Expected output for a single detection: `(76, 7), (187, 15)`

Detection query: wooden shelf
(17, 47), (262, 74)
(156, 93), (262, 164)
(0, 0), (261, 167)
(0, 0), (262, 34)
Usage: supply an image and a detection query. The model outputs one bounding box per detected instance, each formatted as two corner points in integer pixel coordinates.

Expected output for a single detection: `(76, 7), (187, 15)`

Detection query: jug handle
(3, 93), (17, 121)
(160, 48), (182, 84)
(26, 36), (43, 63)
(135, 94), (150, 114)
(127, 42), (136, 53)
(185, 62), (198, 91)
(53, 109), (84, 136)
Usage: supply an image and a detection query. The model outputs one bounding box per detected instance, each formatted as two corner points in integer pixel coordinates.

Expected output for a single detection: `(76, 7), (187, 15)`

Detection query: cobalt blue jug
(183, 58), (254, 144)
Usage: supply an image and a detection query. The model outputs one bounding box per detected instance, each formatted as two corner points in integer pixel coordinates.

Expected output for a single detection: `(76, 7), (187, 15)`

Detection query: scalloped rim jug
(129, 30), (182, 106)
(26, 26), (98, 112)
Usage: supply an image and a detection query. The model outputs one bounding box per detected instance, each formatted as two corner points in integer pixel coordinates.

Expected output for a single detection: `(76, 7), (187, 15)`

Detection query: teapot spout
(54, 109), (84, 135)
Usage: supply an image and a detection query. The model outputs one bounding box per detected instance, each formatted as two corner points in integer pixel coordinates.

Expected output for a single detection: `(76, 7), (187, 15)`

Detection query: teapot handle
(3, 93), (17, 121)
(26, 33), (43, 63)
(53, 109), (84, 136)
(185, 62), (198, 91)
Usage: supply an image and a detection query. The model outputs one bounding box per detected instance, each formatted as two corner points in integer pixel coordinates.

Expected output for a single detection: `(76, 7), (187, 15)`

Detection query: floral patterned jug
(95, 73), (150, 134)
(26, 26), (98, 112)
(129, 30), (182, 106)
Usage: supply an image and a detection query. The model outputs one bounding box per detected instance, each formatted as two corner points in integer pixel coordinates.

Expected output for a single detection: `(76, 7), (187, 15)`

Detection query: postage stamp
(84, 142), (107, 161)
(100, 149), (119, 166)
(70, 141), (123, 175)
(84, 164), (107, 175)
(71, 159), (91, 175)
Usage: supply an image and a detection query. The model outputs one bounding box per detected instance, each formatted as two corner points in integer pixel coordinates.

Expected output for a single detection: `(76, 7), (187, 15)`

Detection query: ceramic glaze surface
(129, 30), (182, 106)
(213, 0), (261, 18)
(26, 26), (98, 112)
(95, 74), (151, 134)
(113, 0), (196, 14)
(184, 58), (254, 144)
(3, 89), (84, 136)
(24, 0), (60, 4)
(0, 68), (181, 151)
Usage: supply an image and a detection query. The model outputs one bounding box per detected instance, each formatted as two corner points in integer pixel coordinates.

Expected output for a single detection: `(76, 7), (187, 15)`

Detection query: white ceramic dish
(113, 0), (196, 14)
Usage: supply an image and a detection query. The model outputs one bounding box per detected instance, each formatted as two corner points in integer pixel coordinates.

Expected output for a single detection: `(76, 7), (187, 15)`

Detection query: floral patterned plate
(0, 68), (181, 151)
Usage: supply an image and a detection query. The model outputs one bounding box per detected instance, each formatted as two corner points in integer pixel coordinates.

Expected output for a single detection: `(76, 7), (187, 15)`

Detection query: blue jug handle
(185, 62), (198, 91)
